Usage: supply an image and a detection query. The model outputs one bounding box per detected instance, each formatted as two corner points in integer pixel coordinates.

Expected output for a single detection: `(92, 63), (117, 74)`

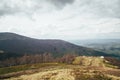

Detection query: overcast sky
(0, 0), (120, 40)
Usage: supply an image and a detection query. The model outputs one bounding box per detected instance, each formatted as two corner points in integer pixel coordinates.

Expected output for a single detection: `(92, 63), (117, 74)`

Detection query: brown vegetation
(6, 67), (120, 80)
(0, 53), (77, 68)
(72, 56), (105, 67)
(0, 55), (120, 80)
(105, 57), (120, 68)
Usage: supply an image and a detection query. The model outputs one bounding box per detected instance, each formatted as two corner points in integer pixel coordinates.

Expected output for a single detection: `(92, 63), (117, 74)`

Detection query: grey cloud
(0, 0), (29, 16)
(0, 0), (120, 18)
(0, 0), (75, 17)
(0, 0), (15, 16)
(0, 3), (20, 16)
(49, 0), (75, 9)
(78, 0), (120, 18)
(0, 0), (45, 16)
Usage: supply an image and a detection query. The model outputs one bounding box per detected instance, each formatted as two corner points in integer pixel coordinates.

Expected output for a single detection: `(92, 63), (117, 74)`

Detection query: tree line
(0, 53), (77, 68)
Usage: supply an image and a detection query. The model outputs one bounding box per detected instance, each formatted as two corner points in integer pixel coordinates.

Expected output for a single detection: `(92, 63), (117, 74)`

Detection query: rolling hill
(0, 32), (117, 60)
(70, 39), (120, 57)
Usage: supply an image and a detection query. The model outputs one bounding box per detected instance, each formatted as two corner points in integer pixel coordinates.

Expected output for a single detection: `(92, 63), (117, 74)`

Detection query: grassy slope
(0, 63), (65, 75)
(6, 66), (120, 80)
(0, 57), (120, 80)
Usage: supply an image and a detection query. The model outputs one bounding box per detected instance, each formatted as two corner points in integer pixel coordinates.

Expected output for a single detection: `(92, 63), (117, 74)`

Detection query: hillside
(0, 32), (114, 60)
(70, 39), (120, 58)
(0, 56), (120, 80)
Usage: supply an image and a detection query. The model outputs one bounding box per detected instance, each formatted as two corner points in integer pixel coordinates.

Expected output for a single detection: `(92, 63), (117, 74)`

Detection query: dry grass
(72, 56), (105, 67)
(0, 63), (66, 79)
(2, 56), (120, 80)
(6, 67), (120, 80)
(7, 69), (74, 80)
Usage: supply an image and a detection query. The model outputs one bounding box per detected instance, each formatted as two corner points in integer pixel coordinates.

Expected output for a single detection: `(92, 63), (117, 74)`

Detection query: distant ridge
(0, 32), (30, 40)
(0, 32), (117, 60)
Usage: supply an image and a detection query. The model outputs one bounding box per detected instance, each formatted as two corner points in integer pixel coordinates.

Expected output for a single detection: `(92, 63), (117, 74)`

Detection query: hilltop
(0, 56), (120, 80)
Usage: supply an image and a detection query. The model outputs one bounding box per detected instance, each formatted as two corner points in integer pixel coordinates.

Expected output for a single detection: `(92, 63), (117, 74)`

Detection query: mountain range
(0, 32), (118, 60)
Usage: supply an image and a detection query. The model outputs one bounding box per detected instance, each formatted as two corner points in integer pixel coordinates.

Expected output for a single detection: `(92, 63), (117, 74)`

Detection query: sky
(0, 0), (120, 40)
